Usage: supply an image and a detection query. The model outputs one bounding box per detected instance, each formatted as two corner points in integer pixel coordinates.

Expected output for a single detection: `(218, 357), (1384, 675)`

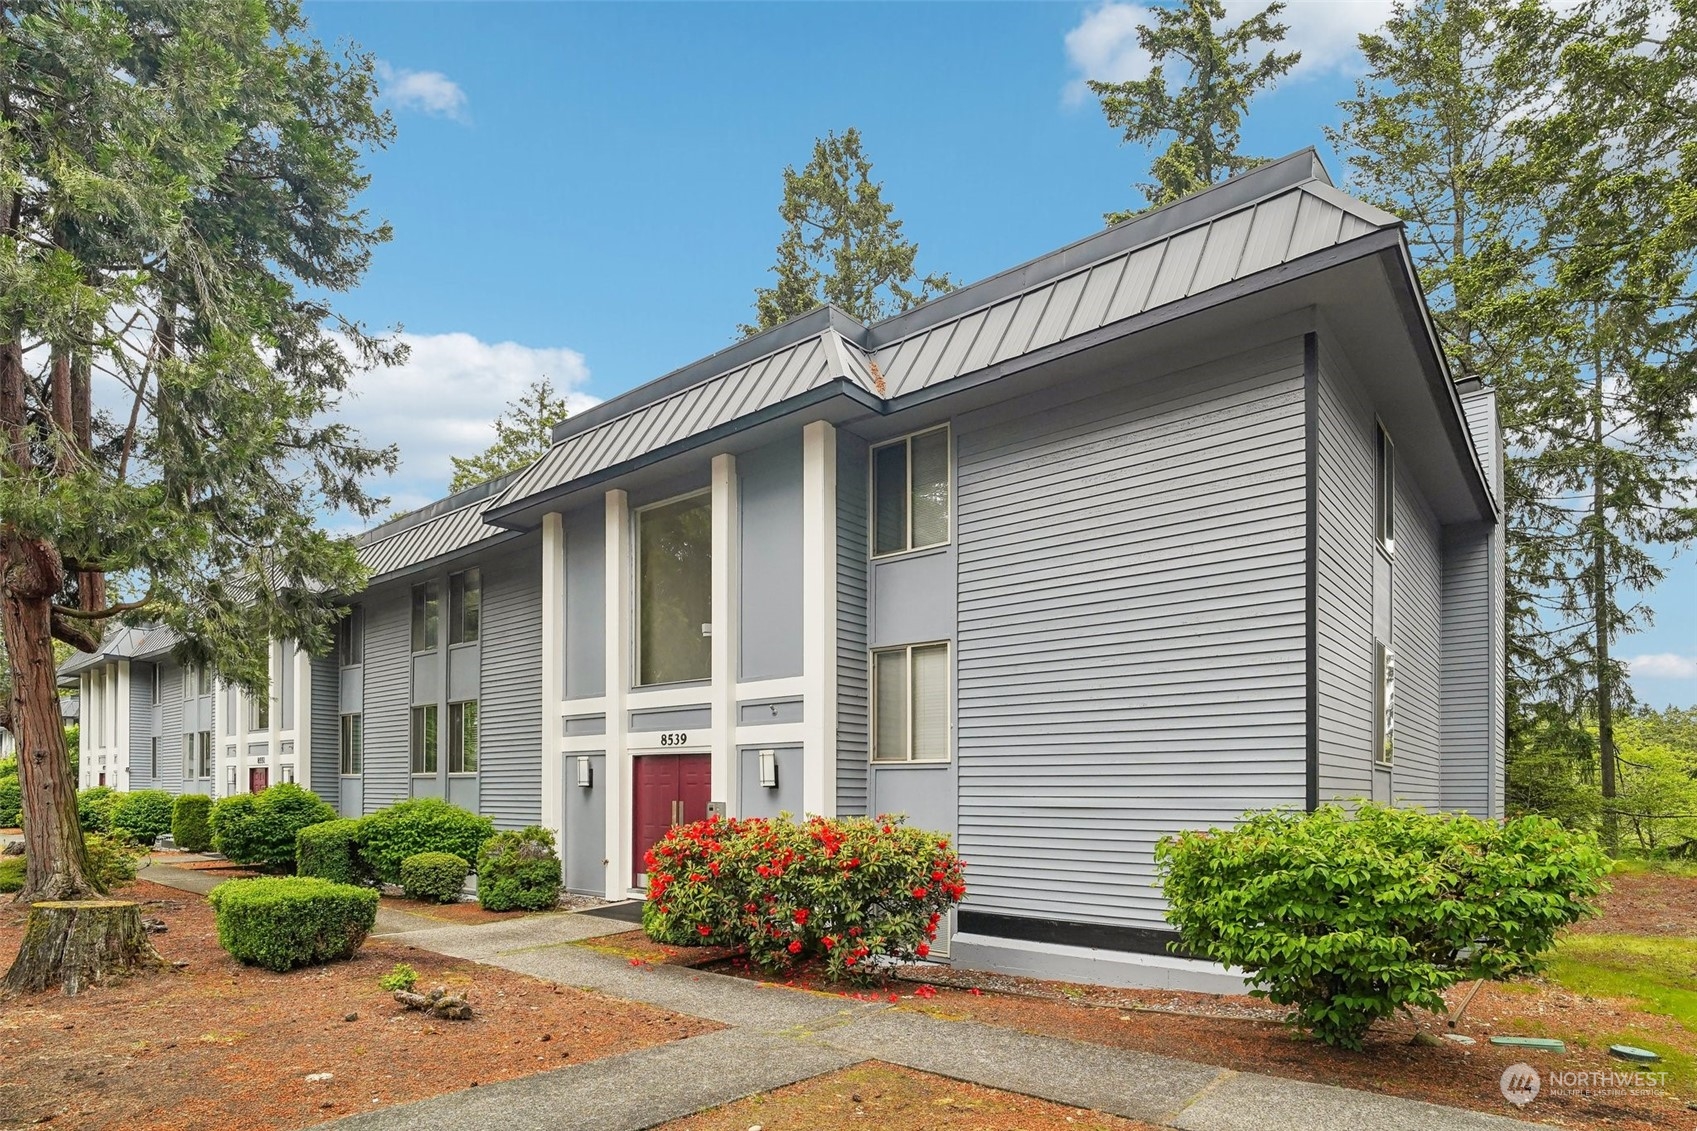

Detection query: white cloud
(1063, 2), (1396, 103)
(375, 61), (468, 121)
(343, 331), (598, 520)
(1628, 653), (1697, 679)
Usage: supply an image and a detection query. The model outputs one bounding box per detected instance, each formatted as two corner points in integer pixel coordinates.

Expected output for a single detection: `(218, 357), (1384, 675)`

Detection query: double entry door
(632, 753), (710, 887)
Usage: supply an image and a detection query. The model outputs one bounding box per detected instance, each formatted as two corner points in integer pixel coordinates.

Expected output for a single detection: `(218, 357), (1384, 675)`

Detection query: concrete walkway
(313, 910), (1541, 1131)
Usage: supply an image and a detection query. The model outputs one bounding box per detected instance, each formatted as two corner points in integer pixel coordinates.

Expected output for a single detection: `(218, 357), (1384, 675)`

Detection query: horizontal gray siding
(1462, 387), (1505, 816)
(157, 661), (185, 793)
(1314, 341), (1375, 800)
(1392, 470), (1444, 809)
(129, 663), (157, 787)
(835, 434), (870, 817)
(955, 338), (1309, 931)
(480, 535), (543, 828)
(360, 584), (412, 813)
(310, 653), (340, 809)
(1441, 524), (1493, 813)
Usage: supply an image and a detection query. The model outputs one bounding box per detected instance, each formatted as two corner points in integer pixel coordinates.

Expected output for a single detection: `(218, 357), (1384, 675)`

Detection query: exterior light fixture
(758, 748), (778, 789)
(576, 755), (593, 789)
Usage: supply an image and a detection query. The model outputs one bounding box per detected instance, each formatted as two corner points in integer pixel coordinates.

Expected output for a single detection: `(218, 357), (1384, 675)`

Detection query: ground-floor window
(449, 701), (478, 774)
(184, 730), (213, 779)
(411, 705), (438, 775)
(340, 713), (363, 775)
(1374, 640), (1395, 767)
(871, 642), (950, 762)
(150, 736), (158, 778)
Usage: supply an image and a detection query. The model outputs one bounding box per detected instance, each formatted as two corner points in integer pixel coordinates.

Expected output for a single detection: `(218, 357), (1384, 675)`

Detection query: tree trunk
(0, 532), (96, 901)
(1592, 340), (1618, 856)
(1, 900), (167, 996)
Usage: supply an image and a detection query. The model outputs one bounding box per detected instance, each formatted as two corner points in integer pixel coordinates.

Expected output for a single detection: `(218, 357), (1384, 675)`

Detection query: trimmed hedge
(208, 876), (379, 971)
(211, 784), (336, 869)
(401, 851), (470, 903)
(0, 774), (21, 828)
(358, 799), (493, 886)
(0, 854), (23, 893)
(172, 793), (213, 852)
(297, 819), (368, 886)
(77, 786), (120, 832)
(111, 790), (174, 844)
(476, 826), (561, 912)
(85, 831), (145, 890)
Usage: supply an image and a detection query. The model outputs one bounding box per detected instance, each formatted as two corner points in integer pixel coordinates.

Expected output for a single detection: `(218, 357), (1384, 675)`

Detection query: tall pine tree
(449, 378), (570, 492)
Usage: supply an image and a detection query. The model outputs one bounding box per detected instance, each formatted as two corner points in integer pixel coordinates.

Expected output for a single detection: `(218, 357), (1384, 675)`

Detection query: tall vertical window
(195, 663), (213, 696)
(449, 701), (479, 774)
(151, 665), (161, 704)
(411, 580), (440, 652)
(248, 686), (269, 732)
(872, 426), (950, 557)
(340, 714), (363, 775)
(196, 731), (213, 778)
(871, 642), (950, 762)
(1374, 640), (1395, 767)
(636, 492), (712, 685)
(411, 705), (439, 775)
(1376, 422), (1396, 553)
(150, 737), (158, 778)
(337, 606), (364, 667)
(182, 734), (194, 778)
(450, 568), (481, 645)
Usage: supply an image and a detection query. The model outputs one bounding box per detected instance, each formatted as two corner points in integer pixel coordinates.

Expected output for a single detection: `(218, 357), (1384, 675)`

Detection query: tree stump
(1, 900), (168, 996)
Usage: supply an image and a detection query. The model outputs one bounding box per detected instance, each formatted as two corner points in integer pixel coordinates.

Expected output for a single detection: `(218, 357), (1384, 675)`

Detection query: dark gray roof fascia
(357, 467), (526, 546)
(547, 305), (866, 445)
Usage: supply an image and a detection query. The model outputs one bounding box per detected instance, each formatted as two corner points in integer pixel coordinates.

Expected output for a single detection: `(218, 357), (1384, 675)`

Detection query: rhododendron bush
(642, 814), (965, 981)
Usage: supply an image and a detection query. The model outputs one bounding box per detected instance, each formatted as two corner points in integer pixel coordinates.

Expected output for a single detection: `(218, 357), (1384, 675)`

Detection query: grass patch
(1609, 856), (1697, 879)
(1546, 933), (1697, 1031)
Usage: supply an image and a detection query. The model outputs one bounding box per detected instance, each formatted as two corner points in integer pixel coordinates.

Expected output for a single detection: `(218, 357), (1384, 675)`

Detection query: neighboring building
(56, 150), (1504, 990)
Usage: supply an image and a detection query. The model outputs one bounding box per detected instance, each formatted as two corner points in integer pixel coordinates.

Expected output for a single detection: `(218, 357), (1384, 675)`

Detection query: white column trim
(802, 420), (838, 818)
(602, 490), (632, 899)
(539, 511), (566, 842)
(711, 453), (740, 816)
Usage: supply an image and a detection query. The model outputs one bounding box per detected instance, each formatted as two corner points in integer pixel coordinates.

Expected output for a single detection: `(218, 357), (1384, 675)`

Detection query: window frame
(337, 606), (364, 668)
(411, 580), (440, 653)
(339, 713), (363, 776)
(1373, 639), (1395, 768)
(870, 639), (952, 764)
(151, 664), (160, 705)
(449, 568), (481, 646)
(633, 488), (714, 688)
(248, 687), (269, 733)
(150, 736), (158, 778)
(1376, 421), (1396, 555)
(410, 704), (439, 776)
(448, 700), (479, 775)
(869, 424), (952, 560)
(196, 730), (213, 779)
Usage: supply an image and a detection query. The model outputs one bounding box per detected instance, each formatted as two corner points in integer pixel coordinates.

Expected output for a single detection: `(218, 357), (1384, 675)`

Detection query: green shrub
(297, 818), (368, 885)
(111, 790), (174, 844)
(476, 826), (561, 912)
(400, 851), (469, 903)
(0, 775), (21, 828)
(172, 793), (213, 852)
(379, 962), (418, 992)
(76, 786), (120, 832)
(1157, 803), (1612, 1050)
(642, 815), (964, 980)
(208, 876), (379, 972)
(0, 854), (23, 893)
(211, 784), (336, 869)
(357, 798), (494, 886)
(84, 831), (145, 890)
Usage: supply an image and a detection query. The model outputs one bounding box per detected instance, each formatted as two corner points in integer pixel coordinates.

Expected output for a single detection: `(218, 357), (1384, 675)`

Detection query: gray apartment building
(54, 151), (1504, 989)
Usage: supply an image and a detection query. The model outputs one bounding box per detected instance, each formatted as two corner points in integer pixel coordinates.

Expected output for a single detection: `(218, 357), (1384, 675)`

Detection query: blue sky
(300, 1), (1695, 708)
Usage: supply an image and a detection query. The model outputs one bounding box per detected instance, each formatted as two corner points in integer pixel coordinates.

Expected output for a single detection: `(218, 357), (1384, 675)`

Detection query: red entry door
(632, 753), (711, 886)
(249, 767), (269, 793)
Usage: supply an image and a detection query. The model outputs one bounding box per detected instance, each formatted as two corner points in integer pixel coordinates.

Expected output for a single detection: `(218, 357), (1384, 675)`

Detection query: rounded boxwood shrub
(401, 851), (470, 903)
(0, 774), (22, 828)
(297, 818), (368, 885)
(211, 784), (337, 869)
(76, 786), (120, 832)
(0, 854), (24, 893)
(172, 793), (213, 852)
(208, 876), (379, 972)
(84, 831), (145, 890)
(357, 798), (494, 886)
(476, 826), (561, 912)
(642, 814), (965, 981)
(1157, 803), (1611, 1050)
(111, 789), (174, 844)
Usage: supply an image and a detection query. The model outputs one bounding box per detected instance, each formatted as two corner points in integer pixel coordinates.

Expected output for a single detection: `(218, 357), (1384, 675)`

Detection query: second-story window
(337, 606), (364, 667)
(411, 580), (440, 652)
(248, 686), (269, 732)
(1376, 422), (1396, 553)
(636, 491), (711, 686)
(872, 425), (950, 557)
(450, 568), (481, 645)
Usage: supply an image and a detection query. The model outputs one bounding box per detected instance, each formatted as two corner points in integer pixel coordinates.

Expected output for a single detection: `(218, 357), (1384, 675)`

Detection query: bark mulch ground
(1572, 863), (1697, 937)
(651, 1060), (1160, 1131)
(0, 879), (718, 1131)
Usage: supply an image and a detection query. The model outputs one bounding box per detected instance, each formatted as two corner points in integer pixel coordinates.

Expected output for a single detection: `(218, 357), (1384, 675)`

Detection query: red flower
(931, 870), (945, 881)
(823, 936), (835, 949)
(697, 924), (712, 937)
(916, 943), (930, 957)
(914, 984), (938, 999)
(968, 987), (983, 996)
(787, 940), (802, 955)
(793, 908), (809, 925)
(912, 887), (928, 899)
(888, 992), (900, 1002)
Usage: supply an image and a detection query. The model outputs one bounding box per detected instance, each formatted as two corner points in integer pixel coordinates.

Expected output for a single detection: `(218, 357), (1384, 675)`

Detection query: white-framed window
(337, 606), (364, 667)
(1374, 640), (1395, 767)
(635, 490), (712, 686)
(151, 664), (160, 705)
(411, 704), (438, 775)
(339, 714), (363, 776)
(281, 764), (295, 784)
(226, 765), (237, 796)
(248, 687), (269, 733)
(194, 662), (213, 697)
(182, 734), (194, 778)
(449, 700), (478, 775)
(1376, 422), (1395, 554)
(150, 736), (158, 778)
(450, 568), (481, 646)
(871, 425), (950, 557)
(196, 730), (213, 779)
(411, 580), (440, 653)
(871, 641), (950, 763)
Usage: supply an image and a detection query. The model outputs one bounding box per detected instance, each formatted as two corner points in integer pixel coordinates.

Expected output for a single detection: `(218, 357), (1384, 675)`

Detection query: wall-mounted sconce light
(576, 755), (593, 789)
(758, 748), (778, 790)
